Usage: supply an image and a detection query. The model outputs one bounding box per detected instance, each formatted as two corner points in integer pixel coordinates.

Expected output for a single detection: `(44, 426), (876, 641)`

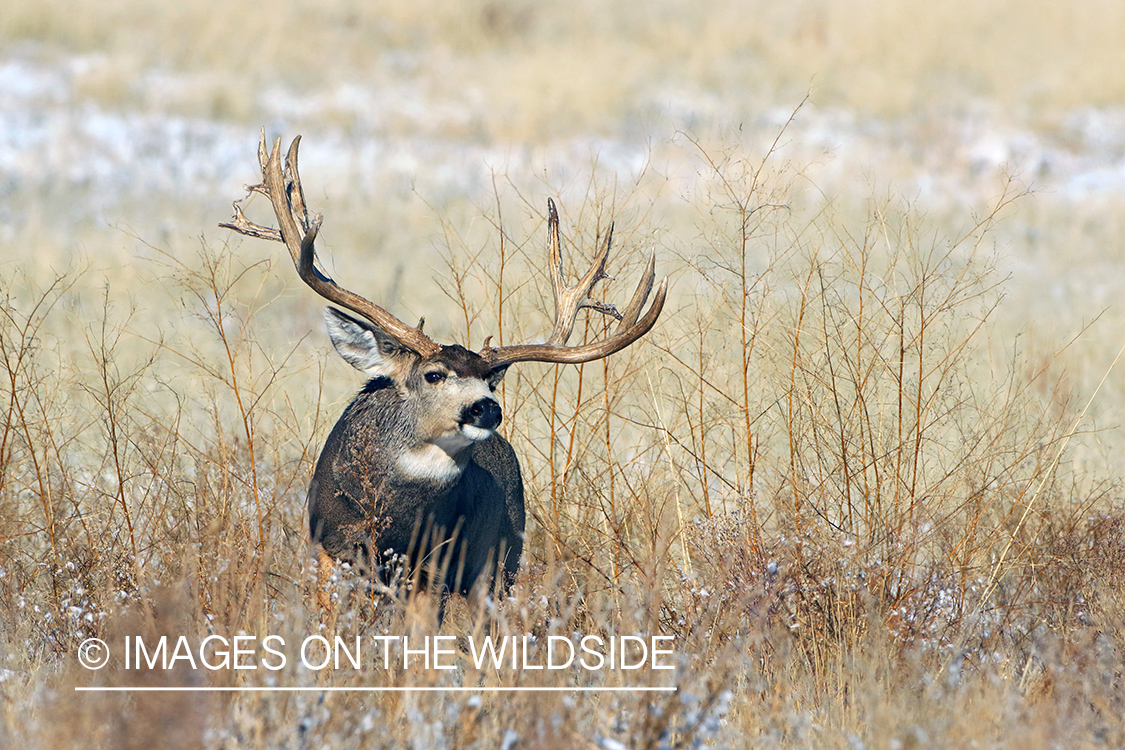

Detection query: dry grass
(1, 125), (1124, 747)
(3, 2), (1125, 747)
(4, 0), (1125, 136)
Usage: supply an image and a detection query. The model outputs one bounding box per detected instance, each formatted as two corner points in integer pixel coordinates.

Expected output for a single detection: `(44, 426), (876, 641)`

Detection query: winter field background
(2, 1), (1125, 747)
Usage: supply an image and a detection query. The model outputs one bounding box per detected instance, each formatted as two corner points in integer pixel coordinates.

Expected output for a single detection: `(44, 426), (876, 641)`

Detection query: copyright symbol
(77, 638), (109, 670)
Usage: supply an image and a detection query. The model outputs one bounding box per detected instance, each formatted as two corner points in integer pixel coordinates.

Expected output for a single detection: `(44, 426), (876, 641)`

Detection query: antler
(221, 132), (441, 357)
(482, 199), (667, 367)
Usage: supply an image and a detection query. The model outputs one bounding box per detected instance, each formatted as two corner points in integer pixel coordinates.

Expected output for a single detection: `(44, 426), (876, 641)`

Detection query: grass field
(2, 2), (1125, 747)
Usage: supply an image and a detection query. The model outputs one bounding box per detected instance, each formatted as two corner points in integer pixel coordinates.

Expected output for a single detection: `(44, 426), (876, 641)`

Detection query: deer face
(324, 307), (508, 479)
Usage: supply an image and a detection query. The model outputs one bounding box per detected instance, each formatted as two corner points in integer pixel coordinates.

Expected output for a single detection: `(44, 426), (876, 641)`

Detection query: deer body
(308, 328), (524, 594)
(222, 134), (666, 615)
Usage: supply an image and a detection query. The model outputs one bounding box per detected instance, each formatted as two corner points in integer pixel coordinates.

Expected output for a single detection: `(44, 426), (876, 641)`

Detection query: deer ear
(323, 307), (418, 377)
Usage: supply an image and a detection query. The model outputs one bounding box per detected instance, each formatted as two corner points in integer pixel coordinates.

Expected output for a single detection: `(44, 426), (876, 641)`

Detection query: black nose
(463, 397), (502, 431)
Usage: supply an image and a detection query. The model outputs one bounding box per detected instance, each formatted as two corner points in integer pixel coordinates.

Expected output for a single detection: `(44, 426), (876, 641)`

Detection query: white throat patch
(396, 443), (464, 483)
(396, 423), (495, 483)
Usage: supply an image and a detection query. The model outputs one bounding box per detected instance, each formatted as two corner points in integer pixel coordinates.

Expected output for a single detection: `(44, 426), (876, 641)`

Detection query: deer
(221, 134), (667, 621)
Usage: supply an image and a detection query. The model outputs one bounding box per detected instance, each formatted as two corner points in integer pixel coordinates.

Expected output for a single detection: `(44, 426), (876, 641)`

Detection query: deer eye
(424, 371), (446, 384)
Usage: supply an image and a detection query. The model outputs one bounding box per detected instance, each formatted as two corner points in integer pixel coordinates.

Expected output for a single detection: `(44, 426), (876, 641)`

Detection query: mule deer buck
(221, 134), (666, 618)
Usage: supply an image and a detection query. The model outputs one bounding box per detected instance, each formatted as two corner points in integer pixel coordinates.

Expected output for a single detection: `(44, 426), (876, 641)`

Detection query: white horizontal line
(75, 685), (677, 693)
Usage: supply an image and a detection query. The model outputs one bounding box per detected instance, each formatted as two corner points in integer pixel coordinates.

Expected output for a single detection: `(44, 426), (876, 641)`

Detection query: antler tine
(483, 200), (667, 367)
(545, 198), (622, 346)
(221, 133), (440, 358)
(257, 127), (268, 170)
(219, 130), (281, 240)
(284, 135), (311, 231)
(546, 198), (565, 321)
(220, 201), (282, 242)
(615, 251), (656, 334)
